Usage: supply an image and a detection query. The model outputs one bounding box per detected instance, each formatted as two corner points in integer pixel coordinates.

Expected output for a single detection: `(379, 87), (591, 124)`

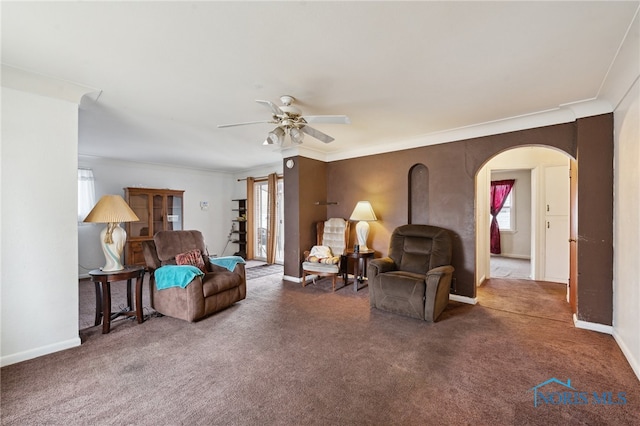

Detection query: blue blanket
(155, 265), (204, 290)
(209, 255), (246, 272)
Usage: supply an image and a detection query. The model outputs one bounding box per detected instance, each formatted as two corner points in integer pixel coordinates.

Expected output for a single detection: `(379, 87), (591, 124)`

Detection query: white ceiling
(2, 1), (638, 172)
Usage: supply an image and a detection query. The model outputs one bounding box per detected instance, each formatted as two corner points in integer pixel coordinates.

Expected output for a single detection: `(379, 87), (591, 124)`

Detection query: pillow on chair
(306, 245), (340, 264)
(176, 248), (207, 273)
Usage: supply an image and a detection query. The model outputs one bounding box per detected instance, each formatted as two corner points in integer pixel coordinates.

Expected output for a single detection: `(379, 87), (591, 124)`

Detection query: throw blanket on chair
(155, 265), (204, 290)
(209, 255), (246, 272)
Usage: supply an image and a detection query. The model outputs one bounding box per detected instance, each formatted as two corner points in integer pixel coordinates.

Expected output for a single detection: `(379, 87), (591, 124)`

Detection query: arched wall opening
(408, 163), (429, 224)
(475, 146), (575, 303)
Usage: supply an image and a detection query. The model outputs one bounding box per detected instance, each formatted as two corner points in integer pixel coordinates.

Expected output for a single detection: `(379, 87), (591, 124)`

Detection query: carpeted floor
(3, 275), (639, 425)
(479, 278), (569, 323)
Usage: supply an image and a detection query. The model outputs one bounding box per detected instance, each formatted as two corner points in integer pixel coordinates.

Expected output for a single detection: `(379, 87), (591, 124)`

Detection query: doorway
(253, 178), (284, 264)
(476, 146), (573, 306)
(489, 169), (533, 280)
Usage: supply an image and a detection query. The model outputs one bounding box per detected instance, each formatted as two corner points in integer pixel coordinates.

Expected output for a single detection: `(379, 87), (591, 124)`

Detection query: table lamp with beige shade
(83, 195), (139, 271)
(349, 201), (377, 252)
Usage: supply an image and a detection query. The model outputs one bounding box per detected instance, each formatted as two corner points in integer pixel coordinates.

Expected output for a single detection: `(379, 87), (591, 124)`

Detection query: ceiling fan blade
(300, 125), (335, 143)
(256, 100), (284, 116)
(217, 120), (274, 128)
(301, 115), (351, 125)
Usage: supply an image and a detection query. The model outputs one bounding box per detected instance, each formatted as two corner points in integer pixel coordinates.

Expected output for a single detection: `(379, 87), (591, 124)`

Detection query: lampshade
(349, 201), (377, 222)
(290, 127), (304, 144)
(83, 195), (139, 224)
(263, 127), (285, 145)
(84, 195), (139, 272)
(349, 201), (377, 252)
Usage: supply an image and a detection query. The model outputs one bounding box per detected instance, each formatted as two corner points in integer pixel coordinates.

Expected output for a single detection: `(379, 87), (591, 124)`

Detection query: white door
(544, 166), (569, 283)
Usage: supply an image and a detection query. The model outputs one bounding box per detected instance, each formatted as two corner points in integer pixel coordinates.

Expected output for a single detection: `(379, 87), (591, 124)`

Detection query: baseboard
(283, 275), (303, 283)
(449, 294), (478, 305)
(1, 337), (81, 367)
(572, 314), (613, 335)
(613, 330), (640, 381)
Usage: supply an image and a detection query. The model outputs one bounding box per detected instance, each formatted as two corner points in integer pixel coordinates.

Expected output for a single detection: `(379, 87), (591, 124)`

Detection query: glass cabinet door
(153, 194), (164, 234)
(128, 194), (150, 237)
(167, 195), (182, 230)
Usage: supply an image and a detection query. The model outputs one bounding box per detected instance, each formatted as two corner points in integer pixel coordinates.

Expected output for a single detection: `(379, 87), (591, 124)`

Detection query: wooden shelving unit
(231, 199), (247, 259)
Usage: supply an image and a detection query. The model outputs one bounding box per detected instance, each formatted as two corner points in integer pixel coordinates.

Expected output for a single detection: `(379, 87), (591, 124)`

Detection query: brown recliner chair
(142, 230), (246, 322)
(367, 225), (454, 322)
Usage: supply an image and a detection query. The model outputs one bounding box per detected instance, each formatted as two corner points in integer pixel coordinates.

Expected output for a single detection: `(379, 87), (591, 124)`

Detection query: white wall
(78, 156), (236, 275)
(1, 88), (82, 366)
(613, 76), (640, 380)
(490, 169), (532, 258)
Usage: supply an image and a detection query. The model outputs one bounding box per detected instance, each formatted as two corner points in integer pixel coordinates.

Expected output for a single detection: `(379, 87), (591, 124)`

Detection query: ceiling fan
(218, 95), (350, 146)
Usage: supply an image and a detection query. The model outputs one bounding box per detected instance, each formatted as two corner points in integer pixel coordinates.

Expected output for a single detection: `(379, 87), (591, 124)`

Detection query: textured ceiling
(2, 1), (638, 172)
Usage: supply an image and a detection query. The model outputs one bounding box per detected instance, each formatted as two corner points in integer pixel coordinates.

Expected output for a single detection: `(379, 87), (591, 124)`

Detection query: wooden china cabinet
(124, 187), (184, 266)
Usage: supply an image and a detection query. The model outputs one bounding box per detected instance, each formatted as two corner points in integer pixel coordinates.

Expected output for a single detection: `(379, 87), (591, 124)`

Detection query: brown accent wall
(323, 122), (576, 298)
(284, 114), (613, 325)
(575, 114), (614, 325)
(283, 156), (328, 278)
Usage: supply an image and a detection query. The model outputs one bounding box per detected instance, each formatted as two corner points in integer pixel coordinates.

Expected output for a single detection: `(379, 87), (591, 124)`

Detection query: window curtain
(266, 173), (278, 264)
(246, 177), (255, 260)
(490, 179), (515, 254)
(78, 168), (96, 222)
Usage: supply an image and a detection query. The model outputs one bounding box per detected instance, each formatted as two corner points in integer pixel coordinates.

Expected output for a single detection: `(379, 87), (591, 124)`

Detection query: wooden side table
(89, 266), (146, 334)
(343, 249), (375, 292)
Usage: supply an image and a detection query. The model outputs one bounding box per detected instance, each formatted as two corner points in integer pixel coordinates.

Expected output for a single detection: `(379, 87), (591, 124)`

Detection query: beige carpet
(3, 275), (639, 425)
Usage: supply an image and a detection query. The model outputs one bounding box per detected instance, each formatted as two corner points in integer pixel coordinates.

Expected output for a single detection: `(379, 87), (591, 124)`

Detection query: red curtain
(490, 179), (515, 254)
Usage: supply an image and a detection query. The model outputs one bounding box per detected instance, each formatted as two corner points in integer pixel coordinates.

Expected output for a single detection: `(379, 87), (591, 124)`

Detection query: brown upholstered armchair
(142, 230), (246, 322)
(367, 225), (454, 322)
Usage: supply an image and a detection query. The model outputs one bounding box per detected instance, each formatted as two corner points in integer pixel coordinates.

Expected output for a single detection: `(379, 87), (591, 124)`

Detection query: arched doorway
(475, 146), (576, 319)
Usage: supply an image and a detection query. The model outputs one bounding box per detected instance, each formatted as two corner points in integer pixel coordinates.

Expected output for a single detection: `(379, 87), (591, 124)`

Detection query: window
(496, 190), (515, 231)
(78, 169), (95, 222)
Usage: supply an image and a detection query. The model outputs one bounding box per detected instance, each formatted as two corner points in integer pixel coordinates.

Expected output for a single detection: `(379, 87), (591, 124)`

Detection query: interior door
(569, 159), (578, 312)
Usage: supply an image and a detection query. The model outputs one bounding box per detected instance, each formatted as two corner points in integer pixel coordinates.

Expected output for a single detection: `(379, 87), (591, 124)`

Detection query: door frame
(569, 158), (578, 312)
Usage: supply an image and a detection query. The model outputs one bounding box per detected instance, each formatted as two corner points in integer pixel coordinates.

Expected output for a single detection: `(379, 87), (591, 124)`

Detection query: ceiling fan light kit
(289, 127), (304, 144)
(263, 127), (285, 145)
(220, 95), (350, 147)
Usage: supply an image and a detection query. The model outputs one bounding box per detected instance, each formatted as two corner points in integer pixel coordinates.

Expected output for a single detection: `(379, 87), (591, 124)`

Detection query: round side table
(89, 266), (145, 334)
(343, 249), (375, 292)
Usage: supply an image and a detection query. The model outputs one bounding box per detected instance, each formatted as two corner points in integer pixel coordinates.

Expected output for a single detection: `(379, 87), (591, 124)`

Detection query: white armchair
(302, 218), (350, 291)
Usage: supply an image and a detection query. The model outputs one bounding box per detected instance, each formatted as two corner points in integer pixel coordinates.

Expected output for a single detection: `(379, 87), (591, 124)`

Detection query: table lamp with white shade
(83, 195), (139, 271)
(349, 201), (377, 251)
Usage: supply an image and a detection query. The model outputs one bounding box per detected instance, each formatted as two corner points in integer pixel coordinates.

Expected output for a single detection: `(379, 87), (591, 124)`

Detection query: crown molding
(1, 64), (100, 105)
